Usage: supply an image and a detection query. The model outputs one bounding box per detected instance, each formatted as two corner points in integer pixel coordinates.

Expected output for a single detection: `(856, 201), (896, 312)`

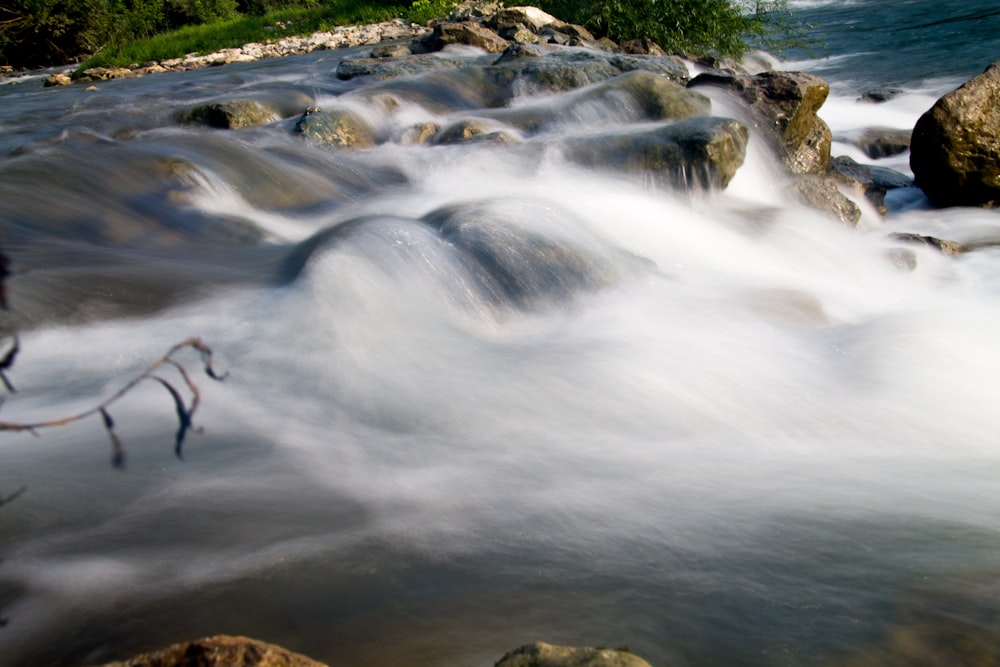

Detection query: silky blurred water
(1, 9), (1000, 667)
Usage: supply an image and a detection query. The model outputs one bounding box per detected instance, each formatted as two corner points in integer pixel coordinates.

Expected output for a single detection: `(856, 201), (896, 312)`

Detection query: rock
(294, 107), (378, 148)
(789, 175), (862, 226)
(573, 70), (711, 122)
(620, 39), (666, 56)
(335, 53), (467, 81)
(549, 22), (597, 45)
(76, 66), (136, 83)
(564, 116), (750, 190)
(495, 642), (654, 667)
(689, 70), (832, 174)
(888, 232), (964, 255)
(431, 118), (519, 145)
(43, 73), (73, 87)
(910, 59), (1000, 207)
(494, 42), (554, 63)
(859, 87), (903, 103)
(497, 23), (540, 44)
(95, 635), (327, 667)
(371, 42), (412, 58)
(178, 99), (282, 129)
(487, 6), (561, 33)
(425, 20), (511, 54)
(844, 126), (911, 159)
(829, 155), (914, 212)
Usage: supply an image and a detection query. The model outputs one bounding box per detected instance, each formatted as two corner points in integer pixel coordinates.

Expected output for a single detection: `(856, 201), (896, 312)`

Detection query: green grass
(77, 1), (412, 71)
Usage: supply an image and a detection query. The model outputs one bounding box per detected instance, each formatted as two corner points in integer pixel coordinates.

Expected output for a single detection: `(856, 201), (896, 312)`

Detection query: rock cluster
(94, 637), (657, 667)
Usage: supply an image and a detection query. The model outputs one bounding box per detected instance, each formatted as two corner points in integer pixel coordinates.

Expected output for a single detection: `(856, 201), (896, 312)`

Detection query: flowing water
(2, 3), (1000, 666)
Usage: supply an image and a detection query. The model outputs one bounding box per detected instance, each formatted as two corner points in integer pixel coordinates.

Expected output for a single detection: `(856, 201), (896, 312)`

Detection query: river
(1, 4), (1000, 666)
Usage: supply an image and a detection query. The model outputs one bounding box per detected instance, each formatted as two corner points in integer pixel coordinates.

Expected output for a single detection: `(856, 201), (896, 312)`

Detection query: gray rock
(335, 53), (467, 81)
(371, 42), (412, 58)
(910, 58), (1000, 207)
(887, 232), (964, 255)
(564, 116), (750, 190)
(845, 126), (911, 159)
(789, 175), (862, 226)
(829, 155), (914, 213)
(859, 87), (903, 103)
(495, 642), (654, 667)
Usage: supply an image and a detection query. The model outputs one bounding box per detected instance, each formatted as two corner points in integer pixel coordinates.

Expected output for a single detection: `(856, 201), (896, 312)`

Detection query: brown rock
(495, 642), (654, 667)
(43, 73), (73, 87)
(430, 21), (511, 53)
(689, 70), (832, 174)
(888, 233), (964, 255)
(95, 635), (327, 667)
(910, 59), (1000, 207)
(789, 175), (862, 226)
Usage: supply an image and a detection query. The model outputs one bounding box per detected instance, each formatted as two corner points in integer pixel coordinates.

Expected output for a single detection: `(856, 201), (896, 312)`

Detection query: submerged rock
(95, 635), (327, 667)
(564, 116), (749, 190)
(888, 232), (964, 255)
(829, 155), (914, 213)
(910, 58), (1000, 207)
(845, 126), (912, 159)
(495, 642), (655, 667)
(789, 175), (862, 226)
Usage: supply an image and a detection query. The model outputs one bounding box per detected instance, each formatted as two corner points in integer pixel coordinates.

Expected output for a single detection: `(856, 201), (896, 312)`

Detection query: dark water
(0, 9), (999, 667)
(786, 0), (1000, 91)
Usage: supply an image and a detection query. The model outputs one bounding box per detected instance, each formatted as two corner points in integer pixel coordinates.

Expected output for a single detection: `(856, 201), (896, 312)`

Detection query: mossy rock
(177, 99), (282, 129)
(294, 107), (378, 149)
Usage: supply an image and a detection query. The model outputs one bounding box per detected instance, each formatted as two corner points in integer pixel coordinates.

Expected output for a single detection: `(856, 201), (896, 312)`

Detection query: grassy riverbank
(78, 0), (457, 70)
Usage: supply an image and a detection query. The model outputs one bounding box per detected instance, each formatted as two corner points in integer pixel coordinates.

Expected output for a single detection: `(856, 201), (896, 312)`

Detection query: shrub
(535, 0), (799, 59)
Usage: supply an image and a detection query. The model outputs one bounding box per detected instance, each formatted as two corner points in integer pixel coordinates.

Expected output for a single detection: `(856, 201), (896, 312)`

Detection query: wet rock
(495, 642), (654, 667)
(789, 175), (862, 226)
(574, 70), (711, 122)
(845, 126), (912, 159)
(294, 107), (378, 148)
(401, 122), (441, 144)
(76, 66), (136, 83)
(829, 155), (914, 213)
(95, 634), (327, 667)
(425, 20), (511, 53)
(859, 87), (903, 103)
(43, 73), (72, 87)
(564, 116), (750, 190)
(689, 70), (832, 174)
(336, 53), (467, 81)
(431, 118), (519, 145)
(910, 58), (1000, 207)
(888, 232), (964, 255)
(494, 42), (554, 63)
(178, 99), (282, 129)
(371, 42), (412, 58)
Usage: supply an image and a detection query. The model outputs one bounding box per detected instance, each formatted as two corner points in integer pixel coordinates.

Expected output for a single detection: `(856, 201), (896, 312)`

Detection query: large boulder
(495, 642), (655, 667)
(688, 70), (832, 174)
(95, 635), (327, 667)
(563, 116), (750, 190)
(910, 59), (1000, 207)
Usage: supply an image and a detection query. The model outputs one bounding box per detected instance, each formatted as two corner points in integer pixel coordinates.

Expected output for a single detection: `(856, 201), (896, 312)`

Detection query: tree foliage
(535, 0), (799, 59)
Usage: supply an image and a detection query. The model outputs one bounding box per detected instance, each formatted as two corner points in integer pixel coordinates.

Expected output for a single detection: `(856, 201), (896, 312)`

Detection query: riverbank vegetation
(1, 0), (799, 71)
